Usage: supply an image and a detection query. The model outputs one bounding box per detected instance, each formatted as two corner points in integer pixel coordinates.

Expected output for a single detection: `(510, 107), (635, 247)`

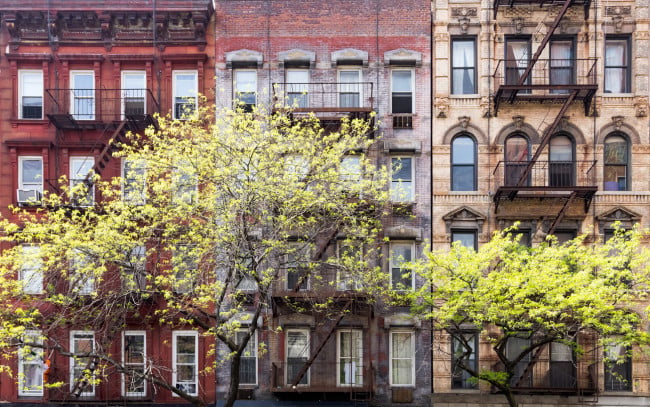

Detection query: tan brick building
(431, 0), (650, 405)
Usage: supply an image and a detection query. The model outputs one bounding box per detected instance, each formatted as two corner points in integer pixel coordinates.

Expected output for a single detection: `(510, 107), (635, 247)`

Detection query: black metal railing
(494, 58), (597, 93)
(45, 88), (160, 123)
(492, 160), (597, 191)
(272, 82), (374, 111)
(271, 360), (373, 391)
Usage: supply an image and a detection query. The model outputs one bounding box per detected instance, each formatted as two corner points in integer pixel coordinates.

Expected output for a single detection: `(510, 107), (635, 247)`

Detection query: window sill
(10, 119), (49, 126)
(450, 94), (480, 98)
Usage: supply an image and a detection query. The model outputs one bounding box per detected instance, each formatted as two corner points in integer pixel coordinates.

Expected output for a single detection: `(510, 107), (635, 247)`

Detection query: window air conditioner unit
(17, 189), (42, 205)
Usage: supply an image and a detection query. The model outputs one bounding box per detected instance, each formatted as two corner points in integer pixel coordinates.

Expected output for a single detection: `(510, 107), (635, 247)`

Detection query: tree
(0, 103), (389, 407)
(409, 227), (650, 407)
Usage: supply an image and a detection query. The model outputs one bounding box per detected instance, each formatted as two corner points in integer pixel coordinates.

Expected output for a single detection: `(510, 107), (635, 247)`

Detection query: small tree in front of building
(0, 103), (389, 407)
(408, 227), (650, 407)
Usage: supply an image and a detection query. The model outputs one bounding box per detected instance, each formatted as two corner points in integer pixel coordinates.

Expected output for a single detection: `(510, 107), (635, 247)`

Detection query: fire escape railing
(272, 82), (374, 112)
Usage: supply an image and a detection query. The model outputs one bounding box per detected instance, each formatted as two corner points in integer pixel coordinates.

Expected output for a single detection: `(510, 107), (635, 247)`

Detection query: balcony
(45, 88), (160, 131)
(492, 160), (597, 211)
(272, 82), (374, 121)
(493, 0), (592, 18)
(271, 360), (374, 395)
(493, 58), (597, 115)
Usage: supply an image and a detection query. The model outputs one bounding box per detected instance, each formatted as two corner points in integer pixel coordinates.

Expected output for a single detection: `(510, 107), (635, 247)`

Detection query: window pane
(605, 39), (628, 93)
(21, 159), (43, 187)
(452, 231), (476, 250)
(452, 334), (477, 389)
(21, 245), (42, 294)
(391, 332), (413, 385)
(452, 166), (475, 191)
(391, 157), (413, 201)
(452, 136), (475, 164)
(392, 71), (412, 92)
(392, 71), (412, 114)
(452, 40), (476, 94)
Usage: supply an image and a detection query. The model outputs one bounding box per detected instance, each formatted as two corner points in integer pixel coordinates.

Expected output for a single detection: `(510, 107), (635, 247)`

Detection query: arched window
(504, 134), (530, 186)
(604, 134), (629, 191)
(451, 135), (477, 191)
(549, 135), (575, 187)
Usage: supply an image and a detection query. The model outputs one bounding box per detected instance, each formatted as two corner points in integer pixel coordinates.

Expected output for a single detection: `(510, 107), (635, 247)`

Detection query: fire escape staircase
(492, 0), (597, 236)
(512, 343), (547, 389)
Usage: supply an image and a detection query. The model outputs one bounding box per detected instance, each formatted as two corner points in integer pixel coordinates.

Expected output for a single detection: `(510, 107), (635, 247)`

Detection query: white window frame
(236, 330), (258, 385)
(390, 69), (414, 114)
(70, 248), (95, 295)
(121, 71), (147, 119)
(18, 330), (44, 396)
(338, 69), (362, 108)
(285, 329), (310, 386)
(234, 69), (257, 109)
(19, 70), (43, 120)
(286, 69), (309, 108)
(122, 331), (146, 397)
(122, 158), (146, 204)
(70, 71), (95, 120)
(172, 70), (198, 120)
(337, 329), (363, 387)
(389, 330), (415, 387)
(20, 244), (43, 294)
(18, 156), (44, 196)
(391, 156), (415, 202)
(70, 330), (96, 397)
(70, 156), (95, 207)
(336, 240), (363, 291)
(389, 241), (415, 291)
(173, 160), (198, 204)
(172, 331), (198, 396)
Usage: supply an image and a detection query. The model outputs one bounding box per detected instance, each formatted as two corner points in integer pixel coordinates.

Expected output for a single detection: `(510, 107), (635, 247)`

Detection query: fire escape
(45, 88), (159, 196)
(491, 0), (598, 235)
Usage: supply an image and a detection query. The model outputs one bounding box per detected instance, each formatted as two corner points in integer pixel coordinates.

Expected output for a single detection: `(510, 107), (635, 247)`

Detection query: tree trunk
(223, 354), (242, 407)
(503, 388), (518, 407)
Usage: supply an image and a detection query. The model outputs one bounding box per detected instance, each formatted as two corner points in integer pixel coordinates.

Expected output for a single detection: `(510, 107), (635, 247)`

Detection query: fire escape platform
(493, 0), (592, 18)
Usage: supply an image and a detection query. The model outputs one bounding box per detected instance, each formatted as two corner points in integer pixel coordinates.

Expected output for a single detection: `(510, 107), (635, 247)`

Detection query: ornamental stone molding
(595, 207), (642, 235)
(435, 97), (449, 118)
(226, 49), (263, 69)
(384, 48), (422, 67)
(635, 97), (649, 117)
(331, 48), (368, 67)
(442, 206), (486, 237)
(278, 49), (316, 68)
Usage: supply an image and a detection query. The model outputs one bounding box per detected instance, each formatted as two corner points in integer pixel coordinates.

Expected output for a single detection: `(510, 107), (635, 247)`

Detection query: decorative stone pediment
(331, 48), (368, 67)
(278, 313), (315, 328)
(386, 225), (423, 241)
(442, 206), (485, 235)
(383, 139), (422, 153)
(596, 207), (641, 235)
(384, 313), (421, 329)
(279, 49), (316, 68)
(226, 49), (263, 69)
(384, 48), (422, 67)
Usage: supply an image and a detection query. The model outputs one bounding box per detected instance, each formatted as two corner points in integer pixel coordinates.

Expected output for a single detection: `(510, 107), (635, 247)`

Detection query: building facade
(431, 0), (650, 405)
(214, 0), (432, 405)
(0, 0), (217, 404)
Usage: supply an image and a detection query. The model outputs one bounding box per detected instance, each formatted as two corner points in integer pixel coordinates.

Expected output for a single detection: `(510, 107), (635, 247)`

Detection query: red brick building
(0, 1), (216, 404)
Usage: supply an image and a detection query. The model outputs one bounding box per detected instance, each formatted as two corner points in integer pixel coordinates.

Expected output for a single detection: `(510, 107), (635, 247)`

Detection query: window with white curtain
(605, 37), (630, 93)
(19, 330), (43, 396)
(390, 330), (414, 386)
(549, 39), (574, 93)
(451, 38), (476, 94)
(338, 329), (363, 386)
(505, 38), (531, 93)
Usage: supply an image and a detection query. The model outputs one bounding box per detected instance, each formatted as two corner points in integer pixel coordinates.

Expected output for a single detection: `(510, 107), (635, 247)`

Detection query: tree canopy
(0, 104), (389, 406)
(409, 227), (650, 407)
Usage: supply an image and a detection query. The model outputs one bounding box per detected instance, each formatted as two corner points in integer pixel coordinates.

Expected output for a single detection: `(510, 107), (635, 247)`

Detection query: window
(340, 155), (362, 183)
(124, 245), (146, 291)
(605, 37), (630, 93)
(451, 38), (476, 94)
(173, 245), (197, 294)
(70, 157), (95, 206)
(391, 157), (414, 202)
(549, 39), (575, 93)
(70, 249), (95, 295)
(70, 331), (96, 396)
(336, 240), (363, 291)
(123, 331), (146, 397)
(173, 161), (198, 204)
(286, 243), (310, 290)
(451, 230), (477, 250)
(504, 135), (530, 186)
(122, 71), (146, 117)
(507, 336), (532, 387)
(390, 330), (414, 386)
(549, 342), (575, 388)
(553, 230), (577, 245)
(339, 69), (361, 108)
(235, 257), (257, 292)
(549, 135), (575, 187)
(391, 69), (413, 114)
(70, 71), (95, 120)
(604, 343), (632, 391)
(237, 330), (257, 385)
(18, 156), (43, 204)
(122, 159), (146, 204)
(604, 134), (629, 191)
(452, 333), (478, 389)
(505, 38), (531, 91)
(172, 331), (198, 396)
(18, 330), (43, 396)
(19, 70), (43, 119)
(451, 135), (477, 191)
(338, 329), (363, 386)
(173, 71), (198, 119)
(286, 69), (309, 108)
(234, 70), (257, 111)
(390, 242), (414, 291)
(286, 329), (309, 385)
(20, 244), (42, 294)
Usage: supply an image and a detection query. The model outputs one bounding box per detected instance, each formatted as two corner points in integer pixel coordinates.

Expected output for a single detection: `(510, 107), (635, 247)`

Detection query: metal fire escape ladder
(506, 0), (575, 103)
(290, 300), (353, 387)
(547, 191), (577, 236)
(513, 342), (548, 388)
